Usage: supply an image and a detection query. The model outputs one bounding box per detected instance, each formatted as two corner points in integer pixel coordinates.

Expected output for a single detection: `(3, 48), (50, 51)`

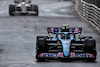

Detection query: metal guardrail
(77, 0), (100, 28)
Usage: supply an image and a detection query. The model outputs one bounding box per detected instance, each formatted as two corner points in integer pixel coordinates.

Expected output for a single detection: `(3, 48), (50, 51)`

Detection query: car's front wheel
(33, 5), (39, 16)
(36, 36), (48, 61)
(9, 5), (15, 16)
(84, 38), (97, 61)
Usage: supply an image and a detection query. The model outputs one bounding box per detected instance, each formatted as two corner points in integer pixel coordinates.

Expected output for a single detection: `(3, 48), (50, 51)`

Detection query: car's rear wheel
(9, 5), (15, 16)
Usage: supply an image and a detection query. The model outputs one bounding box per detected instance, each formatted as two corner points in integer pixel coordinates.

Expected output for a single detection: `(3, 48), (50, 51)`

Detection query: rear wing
(47, 27), (82, 34)
(14, 0), (31, 3)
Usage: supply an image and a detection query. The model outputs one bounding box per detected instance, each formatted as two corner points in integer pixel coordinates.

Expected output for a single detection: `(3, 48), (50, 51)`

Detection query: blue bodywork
(47, 27), (83, 57)
(47, 32), (74, 57)
(57, 32), (73, 56)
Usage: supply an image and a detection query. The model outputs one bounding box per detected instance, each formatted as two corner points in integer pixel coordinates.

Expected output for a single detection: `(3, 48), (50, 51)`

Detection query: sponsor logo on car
(70, 52), (95, 58)
(38, 52), (63, 57)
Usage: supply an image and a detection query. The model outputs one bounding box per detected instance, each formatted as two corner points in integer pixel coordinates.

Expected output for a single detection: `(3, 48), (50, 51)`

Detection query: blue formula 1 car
(36, 25), (97, 61)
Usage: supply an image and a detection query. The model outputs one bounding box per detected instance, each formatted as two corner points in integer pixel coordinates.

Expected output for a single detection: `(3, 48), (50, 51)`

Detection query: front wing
(37, 52), (95, 59)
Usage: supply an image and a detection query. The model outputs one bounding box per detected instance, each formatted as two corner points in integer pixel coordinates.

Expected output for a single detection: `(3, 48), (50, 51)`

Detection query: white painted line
(60, 9), (67, 12)
(45, 10), (52, 12)
(0, 1), (6, 10)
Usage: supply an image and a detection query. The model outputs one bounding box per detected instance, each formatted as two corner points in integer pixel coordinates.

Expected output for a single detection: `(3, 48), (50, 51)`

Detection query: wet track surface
(0, 0), (100, 67)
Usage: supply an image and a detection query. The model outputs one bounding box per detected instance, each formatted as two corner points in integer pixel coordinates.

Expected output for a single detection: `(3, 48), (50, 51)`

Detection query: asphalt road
(0, 0), (100, 67)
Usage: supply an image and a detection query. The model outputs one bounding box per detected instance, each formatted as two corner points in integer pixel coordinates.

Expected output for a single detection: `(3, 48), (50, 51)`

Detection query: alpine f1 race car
(9, 0), (38, 16)
(36, 25), (97, 61)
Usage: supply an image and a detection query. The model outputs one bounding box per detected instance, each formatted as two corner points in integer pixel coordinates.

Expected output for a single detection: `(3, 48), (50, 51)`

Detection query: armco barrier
(74, 0), (100, 33)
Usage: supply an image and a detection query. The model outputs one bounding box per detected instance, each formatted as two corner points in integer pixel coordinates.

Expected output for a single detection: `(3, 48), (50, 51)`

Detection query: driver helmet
(61, 34), (65, 39)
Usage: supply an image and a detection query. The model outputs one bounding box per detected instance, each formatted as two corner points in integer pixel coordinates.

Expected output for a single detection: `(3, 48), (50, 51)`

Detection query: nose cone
(60, 39), (72, 57)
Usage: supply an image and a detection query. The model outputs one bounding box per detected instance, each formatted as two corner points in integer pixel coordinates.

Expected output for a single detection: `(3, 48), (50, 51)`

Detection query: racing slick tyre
(33, 5), (38, 16)
(9, 5), (15, 16)
(36, 36), (49, 53)
(36, 36), (49, 61)
(84, 38), (97, 61)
